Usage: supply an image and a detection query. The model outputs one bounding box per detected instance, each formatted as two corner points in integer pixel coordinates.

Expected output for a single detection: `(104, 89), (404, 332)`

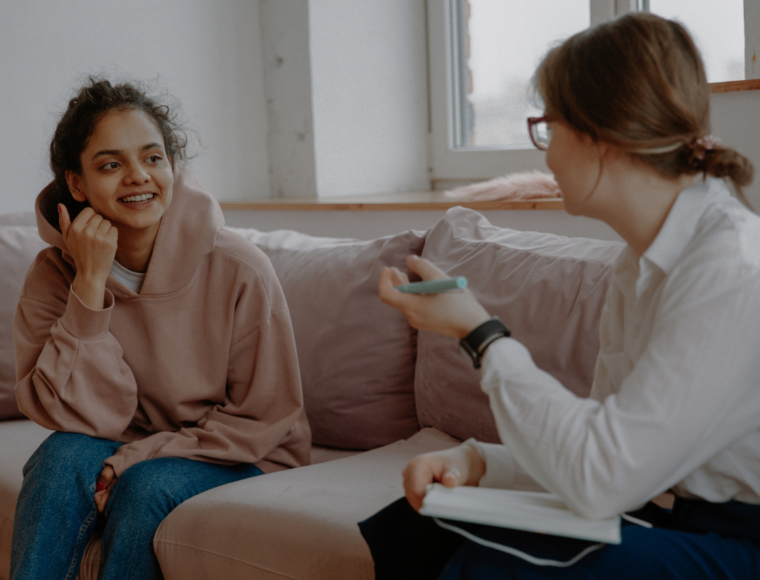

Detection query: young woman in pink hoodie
(11, 79), (310, 580)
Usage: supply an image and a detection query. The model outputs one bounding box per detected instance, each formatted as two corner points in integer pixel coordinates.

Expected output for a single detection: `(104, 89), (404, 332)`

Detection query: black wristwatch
(459, 316), (511, 369)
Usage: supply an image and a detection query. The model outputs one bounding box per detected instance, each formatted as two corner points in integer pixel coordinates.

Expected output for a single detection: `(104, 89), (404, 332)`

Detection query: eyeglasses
(527, 116), (553, 150)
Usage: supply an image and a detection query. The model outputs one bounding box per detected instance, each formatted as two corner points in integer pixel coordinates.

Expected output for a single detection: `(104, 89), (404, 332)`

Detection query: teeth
(121, 193), (154, 204)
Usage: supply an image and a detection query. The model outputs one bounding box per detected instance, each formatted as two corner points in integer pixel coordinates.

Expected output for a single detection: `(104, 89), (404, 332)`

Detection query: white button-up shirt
(473, 178), (760, 519)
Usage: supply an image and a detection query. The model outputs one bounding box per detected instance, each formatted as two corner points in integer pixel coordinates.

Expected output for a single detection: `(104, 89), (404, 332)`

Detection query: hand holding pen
(378, 255), (491, 339)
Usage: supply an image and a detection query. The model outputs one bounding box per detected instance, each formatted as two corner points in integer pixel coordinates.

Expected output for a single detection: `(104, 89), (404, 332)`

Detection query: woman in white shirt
(366, 11), (760, 580)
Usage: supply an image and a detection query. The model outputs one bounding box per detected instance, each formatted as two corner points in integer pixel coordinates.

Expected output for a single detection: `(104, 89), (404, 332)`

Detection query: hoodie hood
(34, 164), (225, 296)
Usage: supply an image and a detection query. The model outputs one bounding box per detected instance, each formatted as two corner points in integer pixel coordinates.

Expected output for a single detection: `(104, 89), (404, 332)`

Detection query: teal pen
(395, 277), (468, 294)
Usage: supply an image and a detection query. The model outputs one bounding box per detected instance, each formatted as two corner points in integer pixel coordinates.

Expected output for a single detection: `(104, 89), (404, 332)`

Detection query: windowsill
(219, 191), (564, 212)
(220, 80), (758, 214)
(709, 80), (760, 93)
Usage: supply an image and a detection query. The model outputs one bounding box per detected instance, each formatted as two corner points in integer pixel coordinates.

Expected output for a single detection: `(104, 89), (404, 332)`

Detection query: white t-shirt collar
(110, 260), (146, 294)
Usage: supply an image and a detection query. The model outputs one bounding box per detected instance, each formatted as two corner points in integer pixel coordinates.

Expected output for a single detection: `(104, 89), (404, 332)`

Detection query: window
(646, 0), (745, 83)
(427, 0), (760, 187)
(457, 0), (589, 149)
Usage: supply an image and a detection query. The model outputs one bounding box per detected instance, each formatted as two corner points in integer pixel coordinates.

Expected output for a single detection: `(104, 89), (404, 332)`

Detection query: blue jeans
(10, 431), (264, 580)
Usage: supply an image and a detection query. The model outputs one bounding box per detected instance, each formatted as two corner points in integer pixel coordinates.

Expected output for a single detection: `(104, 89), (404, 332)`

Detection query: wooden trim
(220, 193), (564, 212)
(709, 80), (760, 93)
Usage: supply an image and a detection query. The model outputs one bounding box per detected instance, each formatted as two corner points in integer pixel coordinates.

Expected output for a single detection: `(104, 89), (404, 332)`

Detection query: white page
(419, 484), (621, 544)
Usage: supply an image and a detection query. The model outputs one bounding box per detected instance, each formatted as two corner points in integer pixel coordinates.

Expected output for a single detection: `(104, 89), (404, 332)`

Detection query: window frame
(427, 0), (760, 188)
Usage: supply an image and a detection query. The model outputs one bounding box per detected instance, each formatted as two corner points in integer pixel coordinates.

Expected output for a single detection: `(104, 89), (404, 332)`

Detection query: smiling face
(66, 108), (174, 237)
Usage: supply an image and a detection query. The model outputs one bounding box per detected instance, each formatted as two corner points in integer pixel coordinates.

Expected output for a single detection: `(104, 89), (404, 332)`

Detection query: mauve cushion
(230, 227), (425, 450)
(0, 221), (49, 420)
(414, 207), (624, 443)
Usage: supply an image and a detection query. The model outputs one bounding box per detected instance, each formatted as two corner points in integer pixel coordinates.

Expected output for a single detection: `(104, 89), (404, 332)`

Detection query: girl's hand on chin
(378, 255), (491, 339)
(59, 204), (118, 309)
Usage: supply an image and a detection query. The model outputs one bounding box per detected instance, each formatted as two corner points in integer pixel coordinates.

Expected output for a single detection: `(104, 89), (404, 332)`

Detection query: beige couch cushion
(154, 428), (459, 580)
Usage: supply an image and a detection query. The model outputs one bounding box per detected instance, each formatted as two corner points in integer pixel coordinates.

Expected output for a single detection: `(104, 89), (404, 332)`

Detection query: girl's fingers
(72, 207), (95, 229)
(96, 217), (113, 236)
(95, 219), (118, 248)
(94, 490), (108, 513)
(94, 469), (117, 514)
(83, 213), (104, 235)
(98, 465), (116, 485)
(58, 204), (71, 240)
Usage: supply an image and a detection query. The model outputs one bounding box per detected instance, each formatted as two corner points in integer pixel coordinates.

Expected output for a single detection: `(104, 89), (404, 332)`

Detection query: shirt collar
(642, 178), (726, 275)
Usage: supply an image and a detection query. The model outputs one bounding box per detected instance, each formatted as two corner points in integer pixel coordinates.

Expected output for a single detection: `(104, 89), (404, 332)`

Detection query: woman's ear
(65, 170), (88, 203)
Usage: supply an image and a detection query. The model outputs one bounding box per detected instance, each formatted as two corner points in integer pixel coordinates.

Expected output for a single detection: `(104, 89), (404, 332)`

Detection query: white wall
(2, 1), (758, 242)
(711, 90), (760, 208)
(309, 0), (430, 198)
(0, 0), (270, 214)
(260, 0), (318, 199)
(260, 0), (431, 199)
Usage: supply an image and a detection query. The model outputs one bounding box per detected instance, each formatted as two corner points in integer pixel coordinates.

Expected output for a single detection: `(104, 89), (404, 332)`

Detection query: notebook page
(419, 484), (621, 544)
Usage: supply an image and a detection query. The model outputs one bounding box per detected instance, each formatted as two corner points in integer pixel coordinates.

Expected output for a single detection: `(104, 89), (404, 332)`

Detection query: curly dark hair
(46, 77), (188, 224)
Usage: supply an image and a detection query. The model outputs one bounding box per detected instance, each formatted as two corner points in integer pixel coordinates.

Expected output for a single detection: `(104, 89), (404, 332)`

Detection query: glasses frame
(527, 116), (554, 151)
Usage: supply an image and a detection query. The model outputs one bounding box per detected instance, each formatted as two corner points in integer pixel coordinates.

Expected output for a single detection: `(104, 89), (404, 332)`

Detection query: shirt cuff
(479, 337), (537, 392)
(464, 439), (517, 489)
(60, 287), (114, 340)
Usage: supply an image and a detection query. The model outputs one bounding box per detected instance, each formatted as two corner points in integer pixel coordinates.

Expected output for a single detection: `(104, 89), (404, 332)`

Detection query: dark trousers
(359, 497), (760, 580)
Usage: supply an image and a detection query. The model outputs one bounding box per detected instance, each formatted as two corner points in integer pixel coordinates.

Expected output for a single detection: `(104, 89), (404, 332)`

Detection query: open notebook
(419, 484), (622, 545)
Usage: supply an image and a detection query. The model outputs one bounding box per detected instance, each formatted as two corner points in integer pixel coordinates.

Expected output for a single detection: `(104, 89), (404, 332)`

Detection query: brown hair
(534, 12), (753, 204)
(45, 77), (188, 225)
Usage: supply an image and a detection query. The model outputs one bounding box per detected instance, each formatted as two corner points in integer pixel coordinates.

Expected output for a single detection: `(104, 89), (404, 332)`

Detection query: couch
(0, 205), (623, 580)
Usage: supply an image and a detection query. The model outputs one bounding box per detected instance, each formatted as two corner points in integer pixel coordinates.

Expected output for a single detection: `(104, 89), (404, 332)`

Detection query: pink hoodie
(14, 168), (311, 476)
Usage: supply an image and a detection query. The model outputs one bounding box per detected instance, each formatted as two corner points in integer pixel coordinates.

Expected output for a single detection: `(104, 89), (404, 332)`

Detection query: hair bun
(700, 146), (754, 188)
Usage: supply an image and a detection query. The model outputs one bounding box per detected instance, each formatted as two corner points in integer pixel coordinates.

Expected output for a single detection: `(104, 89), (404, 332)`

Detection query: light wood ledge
(709, 79), (760, 93)
(220, 191), (564, 212)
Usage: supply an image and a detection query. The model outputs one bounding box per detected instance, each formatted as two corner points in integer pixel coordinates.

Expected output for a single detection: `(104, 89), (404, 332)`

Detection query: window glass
(647, 0), (744, 83)
(464, 0), (589, 149)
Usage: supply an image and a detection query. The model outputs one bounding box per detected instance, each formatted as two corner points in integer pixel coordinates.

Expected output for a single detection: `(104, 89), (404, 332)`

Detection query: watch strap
(459, 317), (511, 369)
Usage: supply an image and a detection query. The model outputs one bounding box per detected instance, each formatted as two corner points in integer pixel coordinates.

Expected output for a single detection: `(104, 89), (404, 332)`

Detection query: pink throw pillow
(0, 223), (49, 420)
(414, 207), (623, 443)
(231, 227), (426, 450)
